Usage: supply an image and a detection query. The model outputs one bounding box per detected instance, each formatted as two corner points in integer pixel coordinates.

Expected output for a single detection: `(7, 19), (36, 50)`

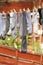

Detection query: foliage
(0, 35), (43, 54)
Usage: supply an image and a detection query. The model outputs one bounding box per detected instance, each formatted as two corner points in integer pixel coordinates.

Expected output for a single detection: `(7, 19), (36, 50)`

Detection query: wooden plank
(18, 51), (41, 62)
(0, 55), (16, 65)
(0, 46), (16, 56)
(18, 61), (33, 65)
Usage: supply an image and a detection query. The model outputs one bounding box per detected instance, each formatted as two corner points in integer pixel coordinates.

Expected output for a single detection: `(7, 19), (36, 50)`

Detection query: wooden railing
(0, 45), (43, 65)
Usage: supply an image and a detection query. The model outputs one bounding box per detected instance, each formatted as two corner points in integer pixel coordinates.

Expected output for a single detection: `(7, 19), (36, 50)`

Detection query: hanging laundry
(38, 7), (42, 25)
(41, 8), (43, 25)
(2, 11), (7, 39)
(0, 13), (3, 38)
(26, 8), (32, 34)
(18, 9), (23, 37)
(11, 9), (17, 38)
(32, 7), (39, 34)
(6, 11), (10, 34)
(21, 8), (27, 53)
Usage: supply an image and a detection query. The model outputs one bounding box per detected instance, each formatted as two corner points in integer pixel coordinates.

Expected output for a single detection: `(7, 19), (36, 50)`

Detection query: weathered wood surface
(0, 45), (43, 65)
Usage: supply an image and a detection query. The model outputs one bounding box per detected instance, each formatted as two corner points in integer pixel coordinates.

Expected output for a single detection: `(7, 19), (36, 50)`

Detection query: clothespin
(23, 8), (26, 12)
(19, 9), (22, 12)
(13, 9), (17, 13)
(10, 10), (13, 13)
(39, 5), (41, 8)
(2, 11), (6, 14)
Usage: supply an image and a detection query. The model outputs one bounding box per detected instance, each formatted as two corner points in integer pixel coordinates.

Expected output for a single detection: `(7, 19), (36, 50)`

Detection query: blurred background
(0, 0), (43, 12)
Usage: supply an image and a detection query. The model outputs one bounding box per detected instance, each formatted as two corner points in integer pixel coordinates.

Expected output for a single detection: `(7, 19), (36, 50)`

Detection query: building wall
(0, 0), (43, 12)
(0, 2), (33, 12)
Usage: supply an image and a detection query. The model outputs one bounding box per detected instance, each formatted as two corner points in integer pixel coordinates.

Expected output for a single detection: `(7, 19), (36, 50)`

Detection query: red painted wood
(0, 2), (33, 12)
(18, 61), (33, 65)
(42, 56), (43, 64)
(0, 0), (43, 12)
(18, 51), (41, 62)
(0, 46), (16, 56)
(0, 46), (43, 65)
(0, 56), (16, 65)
